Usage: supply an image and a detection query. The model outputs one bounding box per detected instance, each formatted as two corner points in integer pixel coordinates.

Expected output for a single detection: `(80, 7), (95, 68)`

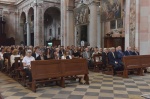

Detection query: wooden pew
(123, 56), (148, 78)
(102, 57), (114, 75)
(61, 59), (89, 85)
(31, 59), (89, 92)
(140, 55), (150, 68)
(93, 54), (103, 72)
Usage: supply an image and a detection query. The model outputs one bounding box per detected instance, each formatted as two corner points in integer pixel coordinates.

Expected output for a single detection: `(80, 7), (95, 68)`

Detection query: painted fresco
(101, 0), (122, 22)
(74, 4), (89, 25)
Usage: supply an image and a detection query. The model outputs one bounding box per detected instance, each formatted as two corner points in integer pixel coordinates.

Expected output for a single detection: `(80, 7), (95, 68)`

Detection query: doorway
(80, 25), (88, 42)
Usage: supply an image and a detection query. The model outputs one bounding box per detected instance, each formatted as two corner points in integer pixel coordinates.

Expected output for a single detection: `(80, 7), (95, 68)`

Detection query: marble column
(26, 21), (31, 46)
(61, 0), (67, 46)
(66, 7), (74, 46)
(34, 2), (44, 46)
(89, 2), (97, 47)
(135, 0), (139, 48)
(61, 0), (75, 47)
(97, 9), (101, 48)
(125, 0), (130, 49)
(34, 4), (38, 46)
(101, 22), (105, 48)
(139, 0), (150, 54)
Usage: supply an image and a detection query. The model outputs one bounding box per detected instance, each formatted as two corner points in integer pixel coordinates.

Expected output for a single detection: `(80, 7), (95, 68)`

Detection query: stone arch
(19, 12), (26, 45)
(44, 7), (61, 44)
(27, 7), (34, 46)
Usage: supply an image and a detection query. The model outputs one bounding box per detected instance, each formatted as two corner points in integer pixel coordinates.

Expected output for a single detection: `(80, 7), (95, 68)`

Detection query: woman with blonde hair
(61, 51), (72, 59)
(10, 49), (20, 67)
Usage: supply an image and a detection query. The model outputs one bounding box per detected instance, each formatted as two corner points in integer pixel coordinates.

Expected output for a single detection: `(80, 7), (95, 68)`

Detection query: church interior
(0, 0), (150, 99)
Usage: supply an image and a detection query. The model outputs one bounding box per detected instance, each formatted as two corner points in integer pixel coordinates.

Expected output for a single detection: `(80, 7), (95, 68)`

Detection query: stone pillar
(34, 1), (44, 46)
(26, 21), (31, 46)
(66, 5), (74, 46)
(61, 0), (67, 46)
(139, 0), (150, 54)
(34, 4), (38, 46)
(124, 0), (130, 49)
(101, 22), (105, 48)
(97, 8), (101, 48)
(61, 0), (75, 47)
(89, 1), (97, 47)
(135, 0), (139, 48)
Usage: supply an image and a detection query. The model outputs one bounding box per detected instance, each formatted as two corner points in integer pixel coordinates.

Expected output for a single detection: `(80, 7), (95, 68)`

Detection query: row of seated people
(0, 45), (146, 81)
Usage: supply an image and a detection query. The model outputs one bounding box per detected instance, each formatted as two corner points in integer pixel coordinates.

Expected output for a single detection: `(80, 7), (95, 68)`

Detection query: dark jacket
(102, 52), (107, 66)
(124, 51), (133, 56)
(116, 50), (124, 62)
(132, 51), (139, 55)
(108, 52), (118, 65)
(32, 53), (41, 60)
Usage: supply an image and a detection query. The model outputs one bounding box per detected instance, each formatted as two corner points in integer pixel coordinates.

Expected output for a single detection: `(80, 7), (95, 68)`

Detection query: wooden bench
(31, 59), (89, 92)
(93, 54), (103, 72)
(123, 55), (149, 78)
(14, 57), (26, 86)
(102, 56), (114, 75)
(140, 55), (150, 68)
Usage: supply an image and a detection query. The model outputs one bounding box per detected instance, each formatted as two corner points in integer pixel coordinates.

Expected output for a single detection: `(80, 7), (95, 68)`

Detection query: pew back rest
(61, 59), (88, 76)
(140, 55), (150, 65)
(123, 56), (141, 69)
(31, 59), (88, 80)
(15, 57), (20, 69)
(93, 54), (102, 63)
(31, 60), (62, 80)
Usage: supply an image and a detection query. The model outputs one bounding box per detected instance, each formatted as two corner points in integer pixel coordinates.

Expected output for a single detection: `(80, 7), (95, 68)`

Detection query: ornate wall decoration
(110, 20), (116, 29)
(74, 4), (89, 26)
(129, 0), (136, 48)
(101, 0), (122, 22)
(117, 19), (123, 28)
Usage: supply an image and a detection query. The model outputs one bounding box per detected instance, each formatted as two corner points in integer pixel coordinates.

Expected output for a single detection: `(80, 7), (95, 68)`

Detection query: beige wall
(0, 4), (17, 39)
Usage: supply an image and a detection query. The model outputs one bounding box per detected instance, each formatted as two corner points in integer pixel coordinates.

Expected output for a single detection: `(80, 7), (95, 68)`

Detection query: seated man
(116, 46), (124, 66)
(22, 50), (35, 82)
(124, 46), (133, 56)
(132, 47), (140, 55)
(108, 47), (123, 74)
(32, 46), (41, 60)
(102, 48), (108, 69)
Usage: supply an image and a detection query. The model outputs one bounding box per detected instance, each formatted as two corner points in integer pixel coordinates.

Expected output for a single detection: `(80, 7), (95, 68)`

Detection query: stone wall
(0, 4), (16, 39)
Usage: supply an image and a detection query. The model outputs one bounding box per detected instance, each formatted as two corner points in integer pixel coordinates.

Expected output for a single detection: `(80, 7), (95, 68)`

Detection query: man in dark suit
(32, 46), (41, 60)
(116, 46), (124, 65)
(102, 48), (108, 69)
(108, 47), (123, 73)
(132, 47), (140, 55)
(124, 46), (133, 56)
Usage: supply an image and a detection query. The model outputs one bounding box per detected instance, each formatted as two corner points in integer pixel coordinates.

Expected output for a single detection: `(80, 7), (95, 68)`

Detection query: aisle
(0, 72), (149, 99)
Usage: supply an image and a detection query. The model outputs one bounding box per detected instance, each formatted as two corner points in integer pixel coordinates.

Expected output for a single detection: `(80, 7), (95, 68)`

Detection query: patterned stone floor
(0, 71), (150, 99)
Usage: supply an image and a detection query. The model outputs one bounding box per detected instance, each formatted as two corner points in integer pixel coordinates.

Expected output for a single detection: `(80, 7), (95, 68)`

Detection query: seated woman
(39, 50), (47, 60)
(45, 48), (52, 59)
(61, 51), (72, 59)
(72, 47), (81, 58)
(10, 49), (20, 70)
(22, 50), (35, 82)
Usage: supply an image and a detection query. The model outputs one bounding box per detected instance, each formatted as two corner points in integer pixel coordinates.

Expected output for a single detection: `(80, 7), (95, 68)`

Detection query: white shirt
(35, 52), (39, 58)
(61, 55), (72, 59)
(10, 55), (20, 66)
(0, 52), (4, 60)
(22, 56), (35, 68)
